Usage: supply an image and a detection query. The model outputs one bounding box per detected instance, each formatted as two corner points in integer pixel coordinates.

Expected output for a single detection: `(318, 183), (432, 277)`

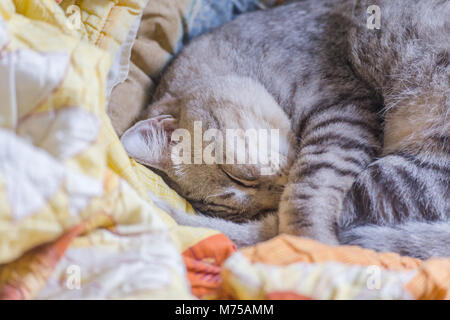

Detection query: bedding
(219, 235), (450, 299)
(0, 0), (223, 299)
(0, 0), (448, 300)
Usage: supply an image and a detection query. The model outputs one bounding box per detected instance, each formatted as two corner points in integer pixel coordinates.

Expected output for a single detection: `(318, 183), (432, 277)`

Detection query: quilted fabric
(218, 236), (450, 300)
(0, 0), (220, 299)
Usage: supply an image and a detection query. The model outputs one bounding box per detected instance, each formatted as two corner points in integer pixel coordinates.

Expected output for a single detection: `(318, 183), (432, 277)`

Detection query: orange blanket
(185, 234), (450, 300)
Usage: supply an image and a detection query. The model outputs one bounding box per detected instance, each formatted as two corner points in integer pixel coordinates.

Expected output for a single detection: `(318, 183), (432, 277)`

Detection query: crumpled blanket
(220, 235), (450, 300)
(0, 0), (449, 300)
(0, 0), (230, 300)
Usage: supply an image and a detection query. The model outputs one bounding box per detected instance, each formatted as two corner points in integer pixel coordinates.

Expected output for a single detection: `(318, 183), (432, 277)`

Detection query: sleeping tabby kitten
(121, 0), (449, 259)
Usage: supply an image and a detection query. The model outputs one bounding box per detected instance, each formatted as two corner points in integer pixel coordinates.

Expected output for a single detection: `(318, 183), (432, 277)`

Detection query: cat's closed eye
(221, 168), (260, 188)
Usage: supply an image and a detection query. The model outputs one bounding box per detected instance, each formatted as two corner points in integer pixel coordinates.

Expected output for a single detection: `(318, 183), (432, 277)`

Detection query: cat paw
(278, 203), (339, 246)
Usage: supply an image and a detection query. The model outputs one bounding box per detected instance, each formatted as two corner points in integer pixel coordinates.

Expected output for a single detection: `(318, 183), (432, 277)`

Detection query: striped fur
(122, 0), (450, 258)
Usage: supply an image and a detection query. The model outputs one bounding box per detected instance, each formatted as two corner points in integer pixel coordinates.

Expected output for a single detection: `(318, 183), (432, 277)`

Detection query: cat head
(121, 76), (296, 222)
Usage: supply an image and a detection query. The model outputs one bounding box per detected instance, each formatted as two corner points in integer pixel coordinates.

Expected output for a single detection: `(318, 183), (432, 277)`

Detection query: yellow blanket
(0, 0), (220, 299)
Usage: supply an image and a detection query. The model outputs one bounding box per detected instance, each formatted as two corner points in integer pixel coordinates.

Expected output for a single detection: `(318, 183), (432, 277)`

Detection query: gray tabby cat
(121, 0), (450, 259)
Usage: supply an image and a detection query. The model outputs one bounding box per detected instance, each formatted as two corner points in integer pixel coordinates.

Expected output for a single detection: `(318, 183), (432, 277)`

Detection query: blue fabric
(185, 0), (276, 41)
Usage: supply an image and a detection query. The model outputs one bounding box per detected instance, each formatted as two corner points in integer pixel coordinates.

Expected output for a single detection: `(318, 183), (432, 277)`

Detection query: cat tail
(338, 221), (450, 260)
(148, 193), (279, 248)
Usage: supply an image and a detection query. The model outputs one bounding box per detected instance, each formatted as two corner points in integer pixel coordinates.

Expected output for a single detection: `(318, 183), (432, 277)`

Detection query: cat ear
(121, 115), (178, 170)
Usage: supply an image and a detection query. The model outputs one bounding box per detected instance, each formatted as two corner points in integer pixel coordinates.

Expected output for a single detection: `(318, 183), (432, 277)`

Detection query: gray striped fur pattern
(121, 0), (450, 259)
